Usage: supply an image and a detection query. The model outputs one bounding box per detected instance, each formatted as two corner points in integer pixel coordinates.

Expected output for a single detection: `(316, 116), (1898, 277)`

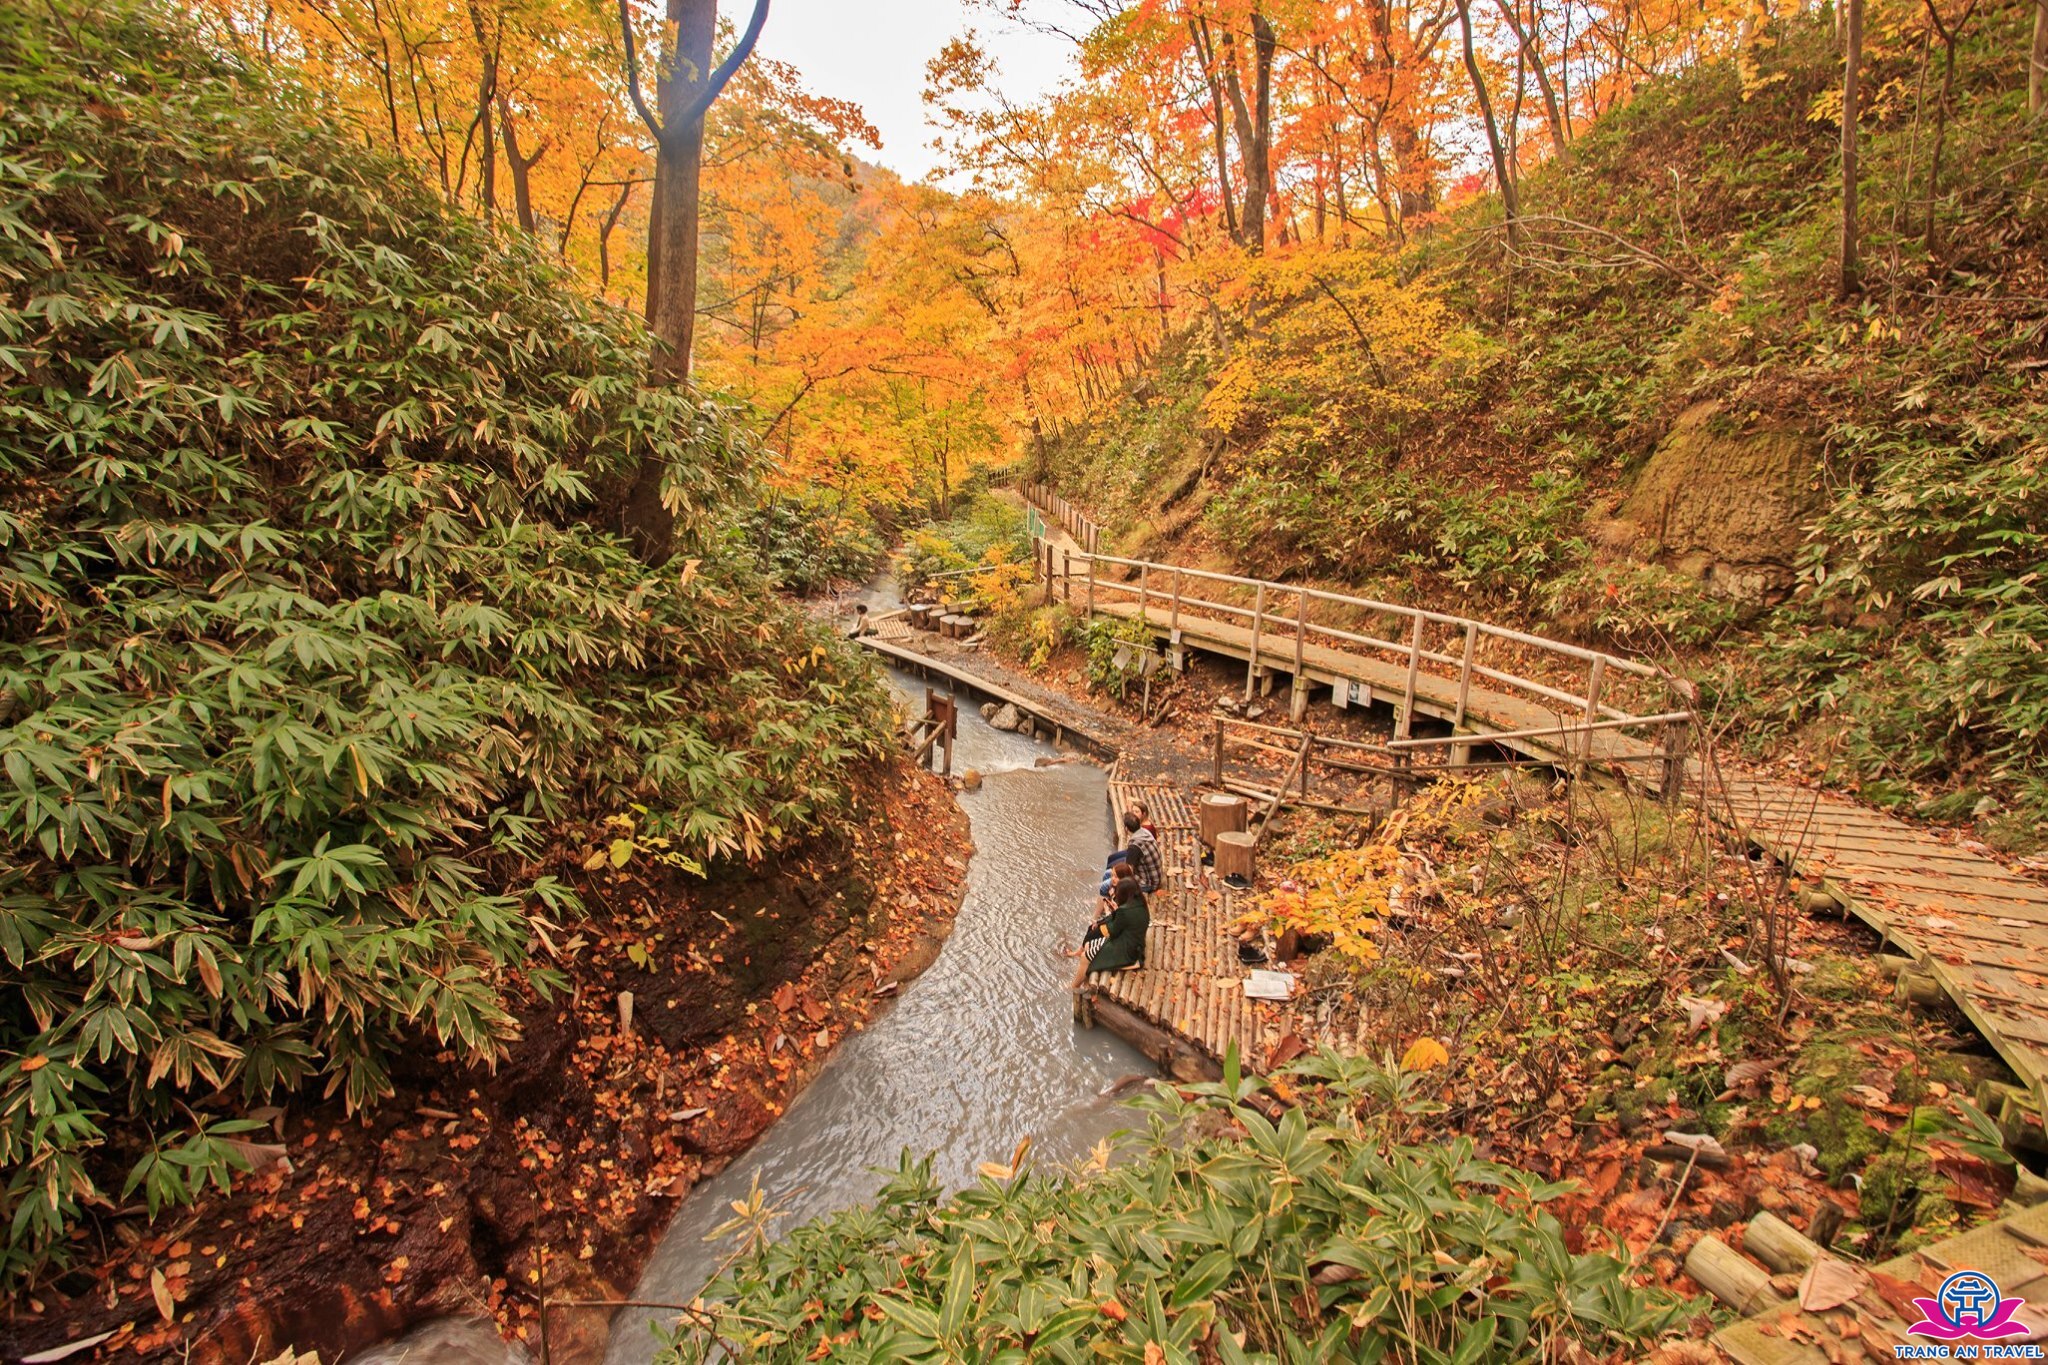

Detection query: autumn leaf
(1400, 1037), (1450, 1071)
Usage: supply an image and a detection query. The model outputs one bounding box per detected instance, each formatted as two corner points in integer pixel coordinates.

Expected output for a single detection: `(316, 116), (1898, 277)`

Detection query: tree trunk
(497, 93), (544, 234)
(1218, 10), (1276, 253)
(614, 0), (769, 563)
(1188, 17), (1242, 245)
(598, 179), (636, 290)
(1840, 0), (1864, 296)
(1458, 0), (1521, 247)
(1494, 0), (1570, 158)
(466, 2), (498, 224)
(2033, 0), (2047, 117)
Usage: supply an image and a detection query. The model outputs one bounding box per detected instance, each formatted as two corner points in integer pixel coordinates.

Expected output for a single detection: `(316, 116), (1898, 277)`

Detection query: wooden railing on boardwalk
(1021, 479), (1100, 555)
(1028, 535), (1692, 786)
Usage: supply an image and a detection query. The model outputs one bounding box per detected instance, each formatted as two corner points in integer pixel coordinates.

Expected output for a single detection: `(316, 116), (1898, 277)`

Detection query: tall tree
(616, 0), (770, 561)
(2030, 0), (2046, 116)
(1457, 0), (1521, 246)
(1839, 0), (1863, 296)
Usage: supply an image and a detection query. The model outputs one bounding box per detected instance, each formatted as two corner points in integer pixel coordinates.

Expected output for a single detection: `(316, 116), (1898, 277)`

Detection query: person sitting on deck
(1070, 879), (1150, 987)
(847, 602), (871, 639)
(1068, 863), (1136, 959)
(1100, 805), (1160, 894)
(1118, 810), (1163, 895)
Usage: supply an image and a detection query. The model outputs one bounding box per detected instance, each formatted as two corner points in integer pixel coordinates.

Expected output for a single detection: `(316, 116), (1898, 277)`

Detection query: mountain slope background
(1028, 2), (2047, 843)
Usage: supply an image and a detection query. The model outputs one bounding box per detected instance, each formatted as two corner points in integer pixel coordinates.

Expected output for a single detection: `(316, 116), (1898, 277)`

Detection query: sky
(754, 0), (1079, 182)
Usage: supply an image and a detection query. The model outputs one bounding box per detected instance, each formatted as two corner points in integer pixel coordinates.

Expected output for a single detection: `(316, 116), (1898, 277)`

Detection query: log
(908, 603), (934, 630)
(1683, 1235), (1787, 1314)
(1198, 793), (1249, 850)
(1743, 1212), (1822, 1274)
(1215, 831), (1256, 884)
(1893, 964), (1947, 1011)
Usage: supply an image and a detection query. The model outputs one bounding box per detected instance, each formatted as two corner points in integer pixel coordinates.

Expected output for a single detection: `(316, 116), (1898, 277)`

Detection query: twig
(1643, 1147), (1701, 1258)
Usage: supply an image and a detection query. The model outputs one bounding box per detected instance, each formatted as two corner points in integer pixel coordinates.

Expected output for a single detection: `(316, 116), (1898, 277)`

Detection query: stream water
(358, 663), (1147, 1364)
(603, 666), (1146, 1360)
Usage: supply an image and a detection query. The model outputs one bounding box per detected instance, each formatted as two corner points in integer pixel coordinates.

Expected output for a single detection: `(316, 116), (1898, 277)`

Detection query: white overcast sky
(754, 0), (1079, 181)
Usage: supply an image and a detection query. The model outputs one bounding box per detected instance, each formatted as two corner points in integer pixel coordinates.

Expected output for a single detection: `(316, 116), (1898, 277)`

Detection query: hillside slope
(0, 0), (894, 1296)
(1037, 3), (2047, 841)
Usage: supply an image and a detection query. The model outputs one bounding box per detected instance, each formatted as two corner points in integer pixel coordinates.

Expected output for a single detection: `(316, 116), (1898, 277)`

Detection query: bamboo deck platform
(1715, 1199), (2048, 1362)
(1080, 779), (1279, 1078)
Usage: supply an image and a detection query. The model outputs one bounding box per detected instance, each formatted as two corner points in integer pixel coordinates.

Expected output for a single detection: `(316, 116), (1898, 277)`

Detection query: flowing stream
(604, 666), (1146, 1360)
(358, 660), (1147, 1363)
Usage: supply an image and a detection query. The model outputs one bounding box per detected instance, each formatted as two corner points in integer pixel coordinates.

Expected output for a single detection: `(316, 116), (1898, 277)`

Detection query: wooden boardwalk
(1711, 774), (2048, 1100)
(1715, 1199), (2048, 1362)
(1027, 512), (2048, 1120)
(1080, 778), (1277, 1078)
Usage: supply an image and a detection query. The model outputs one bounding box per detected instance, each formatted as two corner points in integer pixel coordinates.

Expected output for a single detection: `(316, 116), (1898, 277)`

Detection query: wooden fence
(1021, 479), (1100, 554)
(1032, 538), (1693, 789)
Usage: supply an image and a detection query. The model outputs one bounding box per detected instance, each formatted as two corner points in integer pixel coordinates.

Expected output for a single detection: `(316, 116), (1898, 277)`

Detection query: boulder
(1596, 401), (1822, 604)
(988, 703), (1023, 732)
(979, 701), (999, 720)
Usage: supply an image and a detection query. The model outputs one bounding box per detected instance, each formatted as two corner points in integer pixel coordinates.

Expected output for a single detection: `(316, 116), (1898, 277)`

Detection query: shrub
(657, 1051), (1695, 1363)
(0, 0), (888, 1283)
(739, 493), (885, 595)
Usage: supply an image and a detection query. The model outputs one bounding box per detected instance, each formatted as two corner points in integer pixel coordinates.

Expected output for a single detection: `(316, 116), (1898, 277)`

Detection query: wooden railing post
(1212, 719), (1225, 787)
(1245, 583), (1267, 700)
(1455, 622), (1477, 728)
(1290, 587), (1310, 721)
(1169, 568), (1183, 637)
(1060, 548), (1070, 604)
(1580, 657), (1607, 761)
(1397, 614), (1424, 739)
(1138, 563), (1149, 619)
(1040, 538), (1052, 606)
(1086, 555), (1097, 618)
(1661, 717), (1688, 805)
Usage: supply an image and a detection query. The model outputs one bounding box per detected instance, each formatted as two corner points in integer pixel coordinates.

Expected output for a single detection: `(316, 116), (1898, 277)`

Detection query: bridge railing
(1029, 536), (1692, 784)
(1021, 480), (1100, 555)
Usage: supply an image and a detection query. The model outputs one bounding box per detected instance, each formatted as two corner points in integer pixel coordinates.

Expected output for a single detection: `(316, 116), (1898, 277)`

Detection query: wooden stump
(1683, 1236), (1787, 1314)
(1215, 831), (1256, 884)
(1743, 1212), (1822, 1274)
(908, 604), (934, 630)
(1198, 793), (1249, 850)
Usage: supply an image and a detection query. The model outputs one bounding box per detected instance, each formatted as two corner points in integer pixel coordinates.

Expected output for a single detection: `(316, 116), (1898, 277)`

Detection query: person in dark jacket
(1070, 880), (1149, 987)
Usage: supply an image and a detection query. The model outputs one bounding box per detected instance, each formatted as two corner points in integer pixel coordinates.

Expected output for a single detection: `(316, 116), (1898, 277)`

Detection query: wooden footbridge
(1025, 492), (2048, 1124)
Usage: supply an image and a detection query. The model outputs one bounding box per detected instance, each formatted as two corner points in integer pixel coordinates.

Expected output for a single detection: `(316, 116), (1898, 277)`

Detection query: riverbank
(2, 757), (970, 1365)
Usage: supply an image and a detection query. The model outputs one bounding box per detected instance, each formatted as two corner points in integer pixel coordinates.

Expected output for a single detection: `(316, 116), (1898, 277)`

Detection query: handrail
(1021, 479), (1101, 555)
(1384, 712), (1694, 750)
(1016, 486), (1692, 802)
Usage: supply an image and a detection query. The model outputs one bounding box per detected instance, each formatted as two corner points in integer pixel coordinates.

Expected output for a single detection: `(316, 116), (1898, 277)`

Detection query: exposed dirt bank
(2, 758), (970, 1365)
